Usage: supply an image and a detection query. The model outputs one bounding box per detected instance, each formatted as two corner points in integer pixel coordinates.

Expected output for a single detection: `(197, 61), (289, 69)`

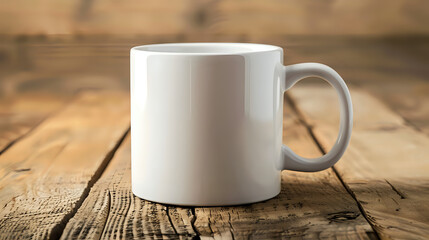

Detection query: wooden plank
(61, 134), (197, 239)
(363, 80), (429, 136)
(62, 100), (374, 239)
(0, 94), (64, 153)
(289, 86), (429, 239)
(0, 91), (130, 239)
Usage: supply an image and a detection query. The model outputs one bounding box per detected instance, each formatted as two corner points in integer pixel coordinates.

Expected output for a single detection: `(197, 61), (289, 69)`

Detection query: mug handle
(281, 63), (353, 172)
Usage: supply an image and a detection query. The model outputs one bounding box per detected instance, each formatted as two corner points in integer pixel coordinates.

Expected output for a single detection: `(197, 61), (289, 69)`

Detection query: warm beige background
(1, 0), (428, 36)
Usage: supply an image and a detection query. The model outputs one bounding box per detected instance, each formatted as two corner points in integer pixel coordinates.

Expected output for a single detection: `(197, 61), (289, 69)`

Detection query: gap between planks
(285, 93), (381, 240)
(51, 128), (130, 239)
(60, 133), (199, 239)
(287, 85), (429, 239)
(0, 91), (131, 240)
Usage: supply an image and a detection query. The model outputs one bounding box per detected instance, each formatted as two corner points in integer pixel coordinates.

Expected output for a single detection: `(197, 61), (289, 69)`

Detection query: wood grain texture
(0, 91), (130, 239)
(289, 86), (429, 239)
(61, 134), (197, 239)
(61, 100), (374, 239)
(0, 36), (427, 239)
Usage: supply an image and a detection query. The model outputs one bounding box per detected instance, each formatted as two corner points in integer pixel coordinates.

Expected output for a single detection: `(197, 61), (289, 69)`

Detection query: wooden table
(0, 36), (428, 239)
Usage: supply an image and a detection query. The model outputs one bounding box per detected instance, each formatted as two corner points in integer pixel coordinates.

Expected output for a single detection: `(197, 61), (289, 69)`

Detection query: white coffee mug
(130, 43), (352, 206)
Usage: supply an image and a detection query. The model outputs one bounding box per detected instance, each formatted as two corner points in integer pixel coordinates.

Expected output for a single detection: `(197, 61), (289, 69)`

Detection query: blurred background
(0, 0), (428, 133)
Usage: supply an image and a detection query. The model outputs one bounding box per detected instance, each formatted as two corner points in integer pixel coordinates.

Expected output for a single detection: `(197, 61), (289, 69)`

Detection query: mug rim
(131, 42), (282, 56)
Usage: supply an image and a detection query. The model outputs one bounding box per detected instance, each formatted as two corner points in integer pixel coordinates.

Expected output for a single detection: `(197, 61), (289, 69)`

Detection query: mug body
(131, 43), (284, 206)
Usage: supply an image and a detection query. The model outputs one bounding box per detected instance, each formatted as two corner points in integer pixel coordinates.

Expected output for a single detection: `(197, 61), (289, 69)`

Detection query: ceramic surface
(130, 43), (353, 206)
